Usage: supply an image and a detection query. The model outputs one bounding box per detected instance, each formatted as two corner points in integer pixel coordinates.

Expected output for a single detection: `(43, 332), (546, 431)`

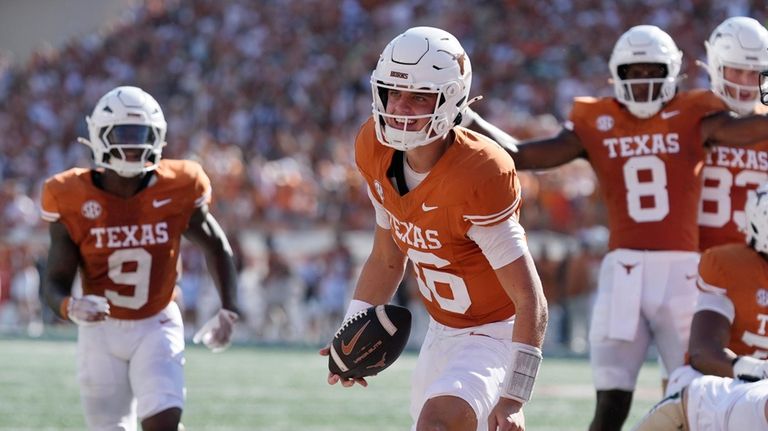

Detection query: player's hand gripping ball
(328, 304), (411, 379)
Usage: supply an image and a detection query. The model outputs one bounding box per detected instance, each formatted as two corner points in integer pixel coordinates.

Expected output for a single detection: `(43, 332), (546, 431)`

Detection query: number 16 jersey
(355, 118), (522, 328)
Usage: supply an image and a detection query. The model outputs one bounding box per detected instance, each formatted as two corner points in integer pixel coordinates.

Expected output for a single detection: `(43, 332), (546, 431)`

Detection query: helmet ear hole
(433, 119), (448, 135)
(444, 82), (459, 98)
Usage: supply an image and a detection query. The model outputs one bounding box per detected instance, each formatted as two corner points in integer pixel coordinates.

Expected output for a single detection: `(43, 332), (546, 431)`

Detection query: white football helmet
(745, 183), (768, 254)
(705, 16), (768, 115)
(609, 25), (682, 118)
(81, 86), (167, 177)
(371, 26), (472, 151)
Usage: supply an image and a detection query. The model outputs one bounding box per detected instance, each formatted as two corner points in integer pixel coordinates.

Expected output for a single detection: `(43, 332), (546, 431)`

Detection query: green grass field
(0, 336), (661, 430)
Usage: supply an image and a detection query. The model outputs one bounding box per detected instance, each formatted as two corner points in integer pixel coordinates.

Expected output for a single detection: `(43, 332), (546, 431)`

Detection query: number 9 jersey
(40, 159), (211, 320)
(567, 89), (726, 251)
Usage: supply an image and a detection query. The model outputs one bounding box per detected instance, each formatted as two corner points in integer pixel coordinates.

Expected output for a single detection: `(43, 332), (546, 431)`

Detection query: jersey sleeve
(697, 248), (729, 295)
(691, 90), (727, 119)
(565, 97), (597, 135)
(190, 162), (212, 208)
(695, 290), (736, 323)
(40, 178), (61, 222)
(467, 217), (527, 269)
(462, 169), (521, 228)
(366, 185), (391, 229)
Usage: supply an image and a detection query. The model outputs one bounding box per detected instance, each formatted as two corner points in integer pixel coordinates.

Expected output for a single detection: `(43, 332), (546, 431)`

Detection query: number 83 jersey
(355, 118), (522, 328)
(40, 159), (211, 320)
(568, 89), (726, 251)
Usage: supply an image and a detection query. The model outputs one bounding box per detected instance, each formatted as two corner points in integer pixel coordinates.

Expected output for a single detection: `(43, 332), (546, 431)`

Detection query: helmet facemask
(609, 25), (682, 119)
(760, 70), (768, 106)
(81, 86), (167, 178)
(372, 81), (463, 151)
(613, 63), (675, 117)
(744, 184), (768, 254)
(371, 26), (472, 151)
(705, 17), (768, 115)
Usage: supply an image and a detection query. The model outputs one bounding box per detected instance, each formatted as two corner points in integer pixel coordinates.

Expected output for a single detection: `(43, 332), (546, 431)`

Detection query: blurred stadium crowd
(0, 0), (764, 351)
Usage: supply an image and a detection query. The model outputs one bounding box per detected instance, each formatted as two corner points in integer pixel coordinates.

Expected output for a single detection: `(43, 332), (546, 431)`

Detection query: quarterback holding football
(320, 26), (548, 431)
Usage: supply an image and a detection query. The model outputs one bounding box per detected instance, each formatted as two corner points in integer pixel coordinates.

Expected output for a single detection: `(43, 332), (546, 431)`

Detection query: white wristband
(501, 342), (542, 403)
(733, 356), (767, 382)
(344, 299), (373, 321)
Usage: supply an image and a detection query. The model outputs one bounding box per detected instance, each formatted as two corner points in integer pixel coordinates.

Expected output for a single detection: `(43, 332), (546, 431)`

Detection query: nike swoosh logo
(153, 198), (172, 208)
(159, 318), (172, 324)
(685, 274), (697, 280)
(422, 203), (438, 212)
(660, 110), (680, 120)
(341, 320), (370, 355)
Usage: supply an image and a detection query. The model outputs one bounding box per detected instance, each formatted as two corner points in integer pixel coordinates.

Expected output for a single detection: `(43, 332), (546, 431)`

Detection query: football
(328, 304), (412, 379)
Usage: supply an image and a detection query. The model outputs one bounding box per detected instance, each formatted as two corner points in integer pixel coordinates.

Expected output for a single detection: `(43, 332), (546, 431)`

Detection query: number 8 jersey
(568, 89), (726, 251)
(40, 159), (211, 320)
(355, 118), (522, 328)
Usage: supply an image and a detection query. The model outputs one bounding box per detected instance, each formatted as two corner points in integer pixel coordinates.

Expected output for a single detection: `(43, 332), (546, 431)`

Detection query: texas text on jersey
(699, 105), (768, 250)
(567, 89), (727, 251)
(356, 117), (521, 328)
(40, 159), (211, 320)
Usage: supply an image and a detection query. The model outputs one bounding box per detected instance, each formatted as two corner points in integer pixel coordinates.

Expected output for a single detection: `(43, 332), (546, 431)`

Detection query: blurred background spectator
(0, 0), (763, 353)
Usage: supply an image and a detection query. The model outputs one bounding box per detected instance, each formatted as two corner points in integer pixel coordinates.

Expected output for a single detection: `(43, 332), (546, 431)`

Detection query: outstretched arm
(514, 128), (587, 170)
(184, 205), (239, 313)
(701, 110), (768, 147)
(463, 108), (519, 154)
(466, 109), (586, 170)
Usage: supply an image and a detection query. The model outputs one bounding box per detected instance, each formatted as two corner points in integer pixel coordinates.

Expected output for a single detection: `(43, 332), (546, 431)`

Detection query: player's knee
(141, 407), (181, 431)
(416, 397), (477, 431)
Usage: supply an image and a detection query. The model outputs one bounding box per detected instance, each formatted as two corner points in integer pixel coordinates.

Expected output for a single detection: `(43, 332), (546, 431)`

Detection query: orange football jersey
(698, 243), (768, 356)
(40, 159), (211, 320)
(355, 118), (521, 328)
(569, 90), (726, 251)
(699, 104), (768, 250)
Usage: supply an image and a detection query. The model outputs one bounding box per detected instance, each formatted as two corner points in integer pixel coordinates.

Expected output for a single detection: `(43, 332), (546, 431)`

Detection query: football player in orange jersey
(41, 86), (240, 431)
(473, 24), (768, 431)
(632, 184), (768, 431)
(698, 17), (768, 251)
(319, 27), (548, 431)
(661, 15), (768, 398)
